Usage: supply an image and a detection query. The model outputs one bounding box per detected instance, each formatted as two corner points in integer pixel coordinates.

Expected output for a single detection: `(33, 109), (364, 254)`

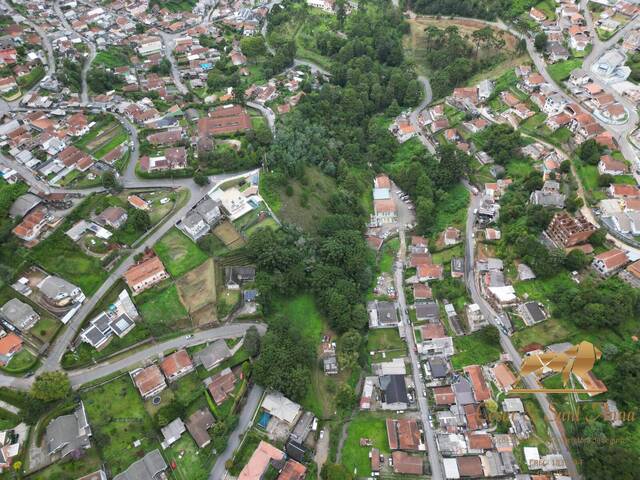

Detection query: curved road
(409, 75), (436, 153)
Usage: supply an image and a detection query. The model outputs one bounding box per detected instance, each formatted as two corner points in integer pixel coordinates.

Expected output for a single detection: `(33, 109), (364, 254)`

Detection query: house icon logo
(510, 341), (607, 395)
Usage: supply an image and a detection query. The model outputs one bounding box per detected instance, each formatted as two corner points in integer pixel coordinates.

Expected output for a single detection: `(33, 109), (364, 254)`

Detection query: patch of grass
(451, 327), (502, 369)
(366, 328), (405, 352)
(2, 349), (38, 374)
(136, 283), (189, 337)
(93, 46), (134, 68)
(431, 183), (469, 236)
(154, 228), (208, 277)
(229, 430), (265, 475)
(378, 238), (399, 274)
(165, 434), (216, 480)
(431, 244), (464, 264)
(271, 294), (324, 344)
(30, 231), (108, 295)
(81, 376), (160, 476)
(548, 59), (583, 83)
(342, 413), (391, 476)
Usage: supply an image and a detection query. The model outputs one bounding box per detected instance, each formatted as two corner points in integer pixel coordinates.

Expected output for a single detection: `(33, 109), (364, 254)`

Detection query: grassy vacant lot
(548, 59), (582, 83)
(176, 258), (217, 311)
(93, 46), (134, 68)
(271, 294), (324, 344)
(342, 413), (391, 477)
(28, 447), (102, 480)
(367, 328), (405, 352)
(431, 183), (469, 236)
(155, 228), (209, 277)
(176, 258), (217, 326)
(265, 166), (336, 232)
(378, 238), (399, 274)
(82, 376), (160, 476)
(30, 231), (108, 295)
(212, 221), (245, 249)
(165, 434), (215, 480)
(136, 283), (190, 336)
(451, 327), (502, 369)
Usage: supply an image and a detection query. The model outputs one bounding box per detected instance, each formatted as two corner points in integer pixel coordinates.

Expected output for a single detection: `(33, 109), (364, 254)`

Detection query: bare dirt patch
(176, 258), (217, 319)
(212, 221), (245, 249)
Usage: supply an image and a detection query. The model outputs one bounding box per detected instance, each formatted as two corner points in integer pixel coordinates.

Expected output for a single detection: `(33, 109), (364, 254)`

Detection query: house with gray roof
(37, 275), (84, 306)
(46, 402), (92, 459)
(194, 339), (232, 370)
(195, 197), (223, 225)
(160, 418), (185, 448)
(0, 298), (39, 330)
(186, 409), (215, 448)
(9, 193), (41, 218)
(367, 300), (398, 328)
(180, 211), (209, 241)
(113, 449), (167, 480)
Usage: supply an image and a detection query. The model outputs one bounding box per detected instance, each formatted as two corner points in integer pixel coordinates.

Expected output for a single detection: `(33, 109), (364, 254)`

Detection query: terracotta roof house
(131, 365), (166, 399)
(598, 155), (627, 176)
(0, 333), (22, 366)
(413, 283), (432, 300)
(12, 208), (47, 242)
(434, 385), (455, 405)
(421, 323), (445, 340)
(609, 184), (640, 199)
(277, 459), (306, 480)
(457, 456), (484, 478)
(160, 349), (194, 382)
(492, 363), (517, 392)
(467, 433), (493, 452)
(207, 367), (237, 405)
(198, 104), (252, 137)
(417, 263), (444, 282)
(391, 452), (423, 475)
(386, 418), (424, 451)
(238, 441), (285, 480)
(464, 365), (491, 401)
(124, 256), (169, 294)
(127, 194), (150, 211)
(592, 248), (629, 276)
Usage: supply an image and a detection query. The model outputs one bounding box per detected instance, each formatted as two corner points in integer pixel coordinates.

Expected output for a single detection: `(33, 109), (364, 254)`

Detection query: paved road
(158, 31), (190, 96)
(209, 385), (264, 480)
(247, 100), (275, 133)
(462, 184), (580, 479)
(394, 230), (444, 480)
(69, 323), (265, 387)
(408, 75), (436, 154)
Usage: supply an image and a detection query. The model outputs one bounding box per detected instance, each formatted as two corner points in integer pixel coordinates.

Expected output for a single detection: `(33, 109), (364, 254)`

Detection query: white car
(319, 430), (324, 439)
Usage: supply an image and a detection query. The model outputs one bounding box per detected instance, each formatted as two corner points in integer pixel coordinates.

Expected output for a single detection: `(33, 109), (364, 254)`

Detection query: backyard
(548, 59), (582, 84)
(81, 376), (161, 476)
(341, 413), (391, 477)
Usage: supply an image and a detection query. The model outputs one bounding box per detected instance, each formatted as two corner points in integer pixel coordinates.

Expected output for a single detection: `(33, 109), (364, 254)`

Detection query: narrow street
(463, 185), (581, 479)
(394, 229), (445, 479)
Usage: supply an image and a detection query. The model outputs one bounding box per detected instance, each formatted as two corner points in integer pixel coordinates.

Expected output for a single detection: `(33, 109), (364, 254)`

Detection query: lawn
(2, 349), (38, 374)
(378, 238), (399, 274)
(30, 231), (108, 295)
(136, 283), (190, 337)
(154, 228), (208, 277)
(266, 166), (336, 232)
(431, 244), (464, 264)
(431, 183), (469, 236)
(271, 294), (324, 344)
(548, 59), (583, 84)
(165, 434), (216, 480)
(366, 329), (406, 352)
(81, 376), (160, 476)
(341, 413), (391, 477)
(93, 46), (134, 68)
(451, 328), (502, 369)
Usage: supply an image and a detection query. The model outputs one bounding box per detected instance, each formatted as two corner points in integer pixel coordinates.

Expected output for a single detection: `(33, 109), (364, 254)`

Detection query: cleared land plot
(155, 228), (209, 277)
(451, 328), (502, 369)
(342, 413), (391, 477)
(367, 328), (405, 352)
(81, 376), (160, 476)
(176, 259), (218, 326)
(136, 283), (190, 336)
(212, 221), (245, 249)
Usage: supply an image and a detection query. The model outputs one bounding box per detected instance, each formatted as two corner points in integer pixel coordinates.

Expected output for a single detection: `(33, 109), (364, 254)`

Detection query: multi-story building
(545, 212), (597, 248)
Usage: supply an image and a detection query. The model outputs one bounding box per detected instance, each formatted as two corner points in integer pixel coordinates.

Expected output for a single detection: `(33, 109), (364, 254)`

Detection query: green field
(342, 413), (391, 477)
(93, 46), (134, 68)
(30, 231), (108, 295)
(165, 434), (215, 480)
(451, 327), (502, 369)
(431, 183), (470, 236)
(136, 283), (189, 337)
(366, 328), (405, 352)
(82, 376), (161, 476)
(271, 294), (324, 344)
(378, 238), (399, 274)
(2, 349), (38, 374)
(548, 59), (582, 83)
(154, 228), (209, 277)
